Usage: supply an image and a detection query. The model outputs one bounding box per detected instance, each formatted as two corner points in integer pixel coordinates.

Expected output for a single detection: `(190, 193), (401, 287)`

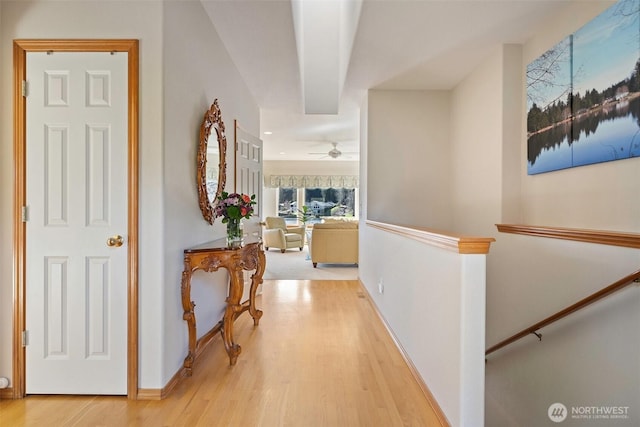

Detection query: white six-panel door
(235, 123), (263, 218)
(25, 51), (128, 394)
(235, 124), (263, 294)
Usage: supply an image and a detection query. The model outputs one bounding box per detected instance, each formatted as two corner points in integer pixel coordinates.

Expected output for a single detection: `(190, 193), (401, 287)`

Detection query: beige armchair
(263, 217), (305, 253)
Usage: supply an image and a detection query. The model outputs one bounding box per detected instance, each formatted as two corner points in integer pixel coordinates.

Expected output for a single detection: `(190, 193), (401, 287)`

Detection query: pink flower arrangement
(214, 191), (256, 223)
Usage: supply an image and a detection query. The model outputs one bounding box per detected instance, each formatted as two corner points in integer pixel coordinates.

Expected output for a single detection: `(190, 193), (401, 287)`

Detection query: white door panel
(235, 124), (263, 295)
(235, 124), (263, 219)
(26, 52), (128, 394)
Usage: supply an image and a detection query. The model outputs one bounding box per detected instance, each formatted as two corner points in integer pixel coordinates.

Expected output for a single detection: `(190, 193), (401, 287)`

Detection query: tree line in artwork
(527, 97), (640, 164)
(527, 58), (640, 133)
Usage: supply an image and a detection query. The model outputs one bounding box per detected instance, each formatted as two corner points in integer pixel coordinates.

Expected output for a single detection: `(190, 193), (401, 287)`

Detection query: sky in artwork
(527, 0), (639, 111)
(526, 36), (571, 111)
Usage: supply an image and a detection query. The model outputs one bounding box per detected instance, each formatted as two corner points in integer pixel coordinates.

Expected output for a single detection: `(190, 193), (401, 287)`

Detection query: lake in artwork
(528, 96), (640, 174)
(526, 0), (640, 175)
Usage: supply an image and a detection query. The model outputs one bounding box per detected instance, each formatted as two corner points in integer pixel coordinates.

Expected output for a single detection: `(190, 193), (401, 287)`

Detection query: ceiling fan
(308, 142), (357, 159)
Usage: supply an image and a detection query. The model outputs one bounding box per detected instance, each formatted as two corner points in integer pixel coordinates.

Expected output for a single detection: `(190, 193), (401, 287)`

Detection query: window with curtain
(269, 175), (359, 222)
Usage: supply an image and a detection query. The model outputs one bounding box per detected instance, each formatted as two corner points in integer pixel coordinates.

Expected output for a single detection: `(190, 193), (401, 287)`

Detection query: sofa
(309, 220), (358, 267)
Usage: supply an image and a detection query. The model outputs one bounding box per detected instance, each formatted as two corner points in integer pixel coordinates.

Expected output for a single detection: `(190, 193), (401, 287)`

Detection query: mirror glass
(206, 145), (220, 205)
(197, 99), (227, 224)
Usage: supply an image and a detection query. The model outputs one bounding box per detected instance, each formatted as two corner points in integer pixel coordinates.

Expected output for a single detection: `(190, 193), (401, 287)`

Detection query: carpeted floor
(263, 246), (359, 280)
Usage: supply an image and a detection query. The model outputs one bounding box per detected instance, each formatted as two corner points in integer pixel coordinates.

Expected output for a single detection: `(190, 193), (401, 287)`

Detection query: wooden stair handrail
(367, 220), (494, 254)
(485, 269), (640, 356)
(496, 224), (640, 249)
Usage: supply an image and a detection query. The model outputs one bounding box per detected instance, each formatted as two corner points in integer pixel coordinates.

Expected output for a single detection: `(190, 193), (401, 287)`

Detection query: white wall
(447, 1), (636, 236)
(359, 94), (369, 223)
(450, 48), (504, 236)
(162, 0), (259, 385)
(472, 1), (640, 425)
(368, 90), (452, 229)
(520, 1), (639, 232)
(500, 44), (523, 224)
(264, 159), (358, 176)
(361, 1), (639, 425)
(364, 88), (489, 425)
(359, 224), (487, 426)
(485, 234), (640, 426)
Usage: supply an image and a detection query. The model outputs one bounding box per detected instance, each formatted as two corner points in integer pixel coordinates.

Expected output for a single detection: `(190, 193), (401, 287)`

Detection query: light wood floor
(0, 280), (444, 426)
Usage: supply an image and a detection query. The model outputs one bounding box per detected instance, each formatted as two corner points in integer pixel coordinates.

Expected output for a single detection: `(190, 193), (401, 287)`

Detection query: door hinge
(21, 206), (28, 222)
(22, 330), (29, 347)
(22, 80), (28, 97)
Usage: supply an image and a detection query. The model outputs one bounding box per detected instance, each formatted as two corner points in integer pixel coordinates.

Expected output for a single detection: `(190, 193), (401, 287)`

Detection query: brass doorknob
(107, 235), (124, 247)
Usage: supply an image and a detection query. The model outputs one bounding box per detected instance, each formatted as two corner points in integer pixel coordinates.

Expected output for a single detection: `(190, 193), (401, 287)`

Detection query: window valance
(265, 175), (359, 189)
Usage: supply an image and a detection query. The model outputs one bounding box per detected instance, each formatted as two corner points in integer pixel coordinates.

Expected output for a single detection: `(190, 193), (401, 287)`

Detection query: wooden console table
(181, 236), (265, 375)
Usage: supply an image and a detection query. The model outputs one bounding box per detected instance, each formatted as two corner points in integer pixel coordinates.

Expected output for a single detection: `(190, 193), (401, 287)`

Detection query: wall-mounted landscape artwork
(527, 0), (640, 175)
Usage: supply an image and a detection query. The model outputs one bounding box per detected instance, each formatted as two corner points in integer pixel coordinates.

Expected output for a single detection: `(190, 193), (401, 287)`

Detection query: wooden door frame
(12, 39), (139, 399)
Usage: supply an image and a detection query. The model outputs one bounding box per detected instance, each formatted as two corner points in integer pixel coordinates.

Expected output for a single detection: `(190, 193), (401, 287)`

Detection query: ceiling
(201, 0), (571, 161)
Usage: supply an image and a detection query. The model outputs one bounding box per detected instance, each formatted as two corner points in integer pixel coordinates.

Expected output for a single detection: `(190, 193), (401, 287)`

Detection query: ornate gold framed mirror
(197, 99), (227, 224)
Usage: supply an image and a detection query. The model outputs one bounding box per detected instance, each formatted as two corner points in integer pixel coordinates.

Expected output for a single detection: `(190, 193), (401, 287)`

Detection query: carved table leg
(249, 248), (265, 325)
(181, 268), (196, 376)
(223, 265), (245, 365)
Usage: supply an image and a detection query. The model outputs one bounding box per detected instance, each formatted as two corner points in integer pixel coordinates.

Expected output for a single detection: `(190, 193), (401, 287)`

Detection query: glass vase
(226, 218), (243, 249)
